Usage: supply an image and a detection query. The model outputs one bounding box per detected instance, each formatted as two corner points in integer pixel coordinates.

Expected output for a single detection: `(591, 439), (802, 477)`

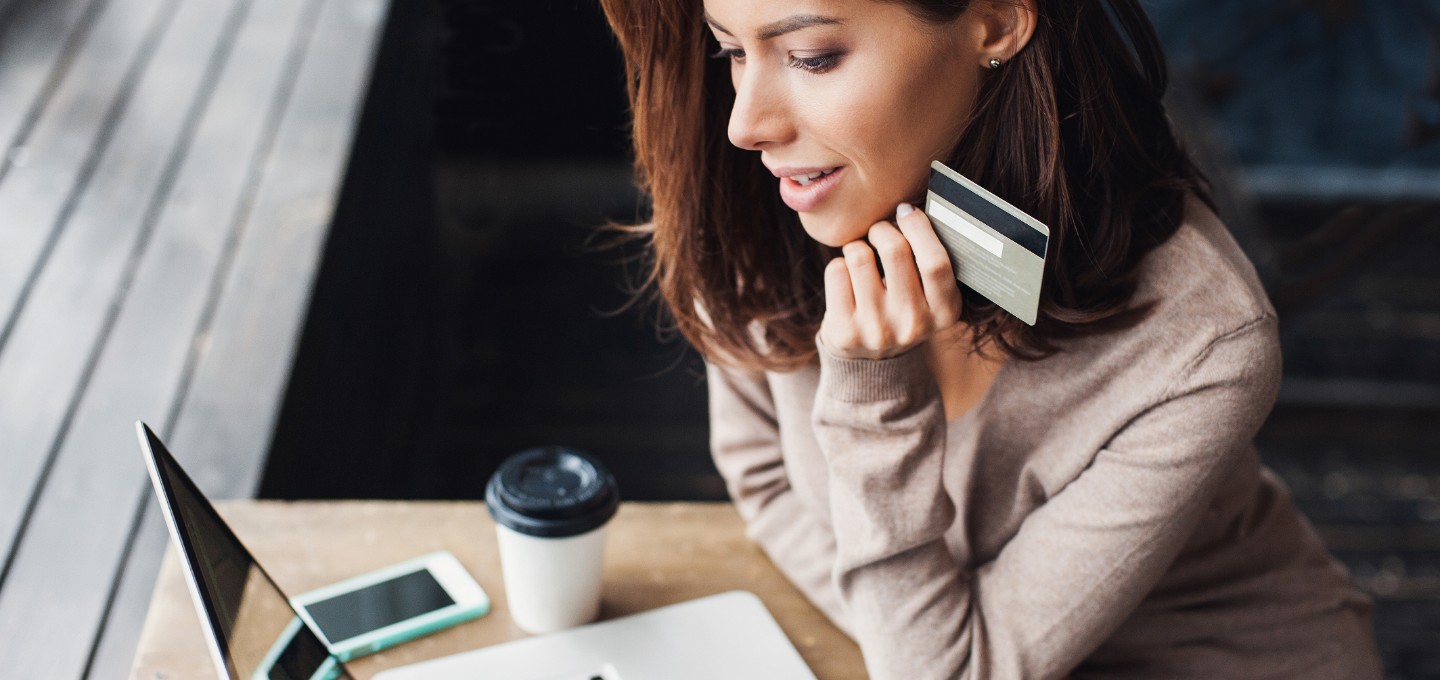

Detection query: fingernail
(896, 202), (914, 218)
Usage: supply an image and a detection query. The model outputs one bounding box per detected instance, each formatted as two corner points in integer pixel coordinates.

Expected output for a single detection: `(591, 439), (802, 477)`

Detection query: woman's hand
(819, 203), (964, 360)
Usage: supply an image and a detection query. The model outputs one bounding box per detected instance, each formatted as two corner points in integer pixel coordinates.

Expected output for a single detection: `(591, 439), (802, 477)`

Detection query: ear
(973, 0), (1037, 69)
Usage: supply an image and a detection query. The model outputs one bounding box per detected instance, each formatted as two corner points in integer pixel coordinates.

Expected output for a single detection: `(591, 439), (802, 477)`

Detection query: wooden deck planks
(0, 0), (106, 174)
(165, 0), (390, 499)
(86, 496), (168, 679)
(101, 5), (389, 677)
(0, 0), (388, 674)
(98, 7), (390, 673)
(0, 0), (247, 593)
(0, 0), (173, 552)
(0, 0), (319, 670)
(0, 0), (172, 340)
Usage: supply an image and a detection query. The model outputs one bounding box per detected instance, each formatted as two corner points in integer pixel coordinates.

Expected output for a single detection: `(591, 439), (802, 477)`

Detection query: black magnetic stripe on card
(927, 168), (1047, 258)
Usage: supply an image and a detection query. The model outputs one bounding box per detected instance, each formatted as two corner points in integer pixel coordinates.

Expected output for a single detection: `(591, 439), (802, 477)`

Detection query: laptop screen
(140, 424), (344, 679)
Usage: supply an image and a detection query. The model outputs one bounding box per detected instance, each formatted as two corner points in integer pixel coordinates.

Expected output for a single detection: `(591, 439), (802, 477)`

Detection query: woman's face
(705, 0), (990, 247)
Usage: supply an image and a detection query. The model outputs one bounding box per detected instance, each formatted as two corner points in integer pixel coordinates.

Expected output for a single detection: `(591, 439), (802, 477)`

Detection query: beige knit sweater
(705, 198), (1383, 679)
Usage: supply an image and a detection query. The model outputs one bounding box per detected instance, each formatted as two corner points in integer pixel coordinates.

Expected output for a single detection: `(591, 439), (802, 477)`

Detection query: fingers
(867, 220), (924, 305)
(824, 256), (855, 320)
(866, 219), (928, 344)
(820, 203), (966, 359)
(821, 255), (865, 354)
(841, 239), (884, 311)
(894, 202), (964, 326)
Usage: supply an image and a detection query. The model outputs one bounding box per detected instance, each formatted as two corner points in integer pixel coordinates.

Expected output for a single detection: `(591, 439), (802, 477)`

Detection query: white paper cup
(485, 446), (619, 635)
(494, 523), (607, 633)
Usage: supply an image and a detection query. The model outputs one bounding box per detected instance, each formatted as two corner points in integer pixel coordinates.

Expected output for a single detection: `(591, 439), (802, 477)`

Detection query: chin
(797, 210), (878, 248)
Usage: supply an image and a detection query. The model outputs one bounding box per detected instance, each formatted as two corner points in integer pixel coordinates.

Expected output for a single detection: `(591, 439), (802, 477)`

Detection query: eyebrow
(704, 13), (843, 41)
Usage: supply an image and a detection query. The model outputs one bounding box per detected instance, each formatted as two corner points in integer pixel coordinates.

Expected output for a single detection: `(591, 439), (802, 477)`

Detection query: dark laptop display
(139, 423), (347, 680)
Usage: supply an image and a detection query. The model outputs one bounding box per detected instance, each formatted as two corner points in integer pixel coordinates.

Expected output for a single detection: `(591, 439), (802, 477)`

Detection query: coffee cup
(484, 446), (619, 634)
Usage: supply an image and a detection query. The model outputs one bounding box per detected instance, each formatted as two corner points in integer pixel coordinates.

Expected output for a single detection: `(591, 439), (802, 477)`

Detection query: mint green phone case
(252, 617), (345, 680)
(289, 550), (490, 663)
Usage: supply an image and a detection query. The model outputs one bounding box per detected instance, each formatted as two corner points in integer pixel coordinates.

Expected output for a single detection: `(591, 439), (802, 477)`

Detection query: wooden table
(130, 501), (865, 679)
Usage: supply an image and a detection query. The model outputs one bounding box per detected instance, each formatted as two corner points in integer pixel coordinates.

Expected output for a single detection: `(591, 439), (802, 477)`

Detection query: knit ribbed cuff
(816, 339), (934, 403)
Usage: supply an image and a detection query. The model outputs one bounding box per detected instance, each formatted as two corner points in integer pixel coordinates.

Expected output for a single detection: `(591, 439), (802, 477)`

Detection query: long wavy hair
(598, 0), (1210, 371)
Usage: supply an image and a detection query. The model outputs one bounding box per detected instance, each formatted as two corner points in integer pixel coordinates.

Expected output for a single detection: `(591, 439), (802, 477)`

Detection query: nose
(727, 66), (792, 151)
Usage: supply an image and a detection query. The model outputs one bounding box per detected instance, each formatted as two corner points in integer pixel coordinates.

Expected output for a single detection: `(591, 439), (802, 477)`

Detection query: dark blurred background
(258, 1), (1440, 677)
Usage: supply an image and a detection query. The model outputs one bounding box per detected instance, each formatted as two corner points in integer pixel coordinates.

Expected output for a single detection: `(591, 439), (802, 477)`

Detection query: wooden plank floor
(0, 0), (390, 676)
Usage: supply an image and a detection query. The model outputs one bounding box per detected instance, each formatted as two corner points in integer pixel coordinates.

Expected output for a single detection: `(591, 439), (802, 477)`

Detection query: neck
(925, 324), (1007, 421)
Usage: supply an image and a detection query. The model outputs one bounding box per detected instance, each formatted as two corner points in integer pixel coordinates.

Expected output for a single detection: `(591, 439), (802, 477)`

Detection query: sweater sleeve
(812, 316), (1283, 680)
(704, 359), (851, 634)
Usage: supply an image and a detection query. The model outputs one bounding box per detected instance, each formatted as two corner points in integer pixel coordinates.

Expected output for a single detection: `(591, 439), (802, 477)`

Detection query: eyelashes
(708, 46), (845, 74)
(710, 46), (745, 62)
(789, 53), (842, 73)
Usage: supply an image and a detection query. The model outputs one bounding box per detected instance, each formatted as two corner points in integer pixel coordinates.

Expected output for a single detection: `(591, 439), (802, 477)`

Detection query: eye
(788, 52), (842, 74)
(710, 46), (746, 64)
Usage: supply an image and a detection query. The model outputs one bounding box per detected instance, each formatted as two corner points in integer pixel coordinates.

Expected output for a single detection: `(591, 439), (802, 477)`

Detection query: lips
(773, 166), (844, 213)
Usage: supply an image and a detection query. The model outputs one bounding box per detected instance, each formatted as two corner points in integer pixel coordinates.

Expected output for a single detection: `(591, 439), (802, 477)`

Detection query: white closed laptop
(137, 421), (819, 680)
(374, 590), (818, 680)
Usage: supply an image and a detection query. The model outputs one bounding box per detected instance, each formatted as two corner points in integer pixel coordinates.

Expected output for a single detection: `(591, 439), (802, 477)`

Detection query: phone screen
(267, 620), (344, 680)
(304, 568), (456, 642)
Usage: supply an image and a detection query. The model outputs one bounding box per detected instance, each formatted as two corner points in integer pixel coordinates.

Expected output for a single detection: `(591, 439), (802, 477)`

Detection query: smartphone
(290, 551), (490, 662)
(254, 617), (347, 680)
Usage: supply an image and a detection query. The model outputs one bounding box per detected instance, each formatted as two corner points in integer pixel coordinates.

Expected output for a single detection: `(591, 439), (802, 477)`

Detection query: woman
(598, 0), (1383, 677)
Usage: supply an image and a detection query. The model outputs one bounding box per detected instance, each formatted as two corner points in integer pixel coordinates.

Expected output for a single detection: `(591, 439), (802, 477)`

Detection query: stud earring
(988, 58), (1003, 69)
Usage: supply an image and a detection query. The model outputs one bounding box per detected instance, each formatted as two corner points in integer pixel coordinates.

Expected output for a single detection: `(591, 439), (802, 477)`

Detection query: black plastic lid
(485, 446), (619, 538)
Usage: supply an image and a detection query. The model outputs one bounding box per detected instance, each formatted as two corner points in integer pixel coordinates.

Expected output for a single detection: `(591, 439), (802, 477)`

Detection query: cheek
(808, 91), (874, 157)
(835, 104), (944, 205)
(912, 73), (979, 154)
(811, 102), (917, 207)
(877, 89), (975, 197)
(827, 75), (975, 182)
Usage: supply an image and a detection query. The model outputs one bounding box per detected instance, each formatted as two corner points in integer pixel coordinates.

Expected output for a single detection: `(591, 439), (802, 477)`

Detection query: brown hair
(598, 0), (1209, 371)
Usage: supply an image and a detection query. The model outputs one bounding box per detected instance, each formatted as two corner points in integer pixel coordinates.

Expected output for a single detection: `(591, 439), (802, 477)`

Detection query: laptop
(138, 422), (819, 680)
(372, 590), (817, 680)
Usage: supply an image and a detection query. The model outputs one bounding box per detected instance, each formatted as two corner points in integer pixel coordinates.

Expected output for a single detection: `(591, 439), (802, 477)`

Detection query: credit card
(923, 160), (1049, 325)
